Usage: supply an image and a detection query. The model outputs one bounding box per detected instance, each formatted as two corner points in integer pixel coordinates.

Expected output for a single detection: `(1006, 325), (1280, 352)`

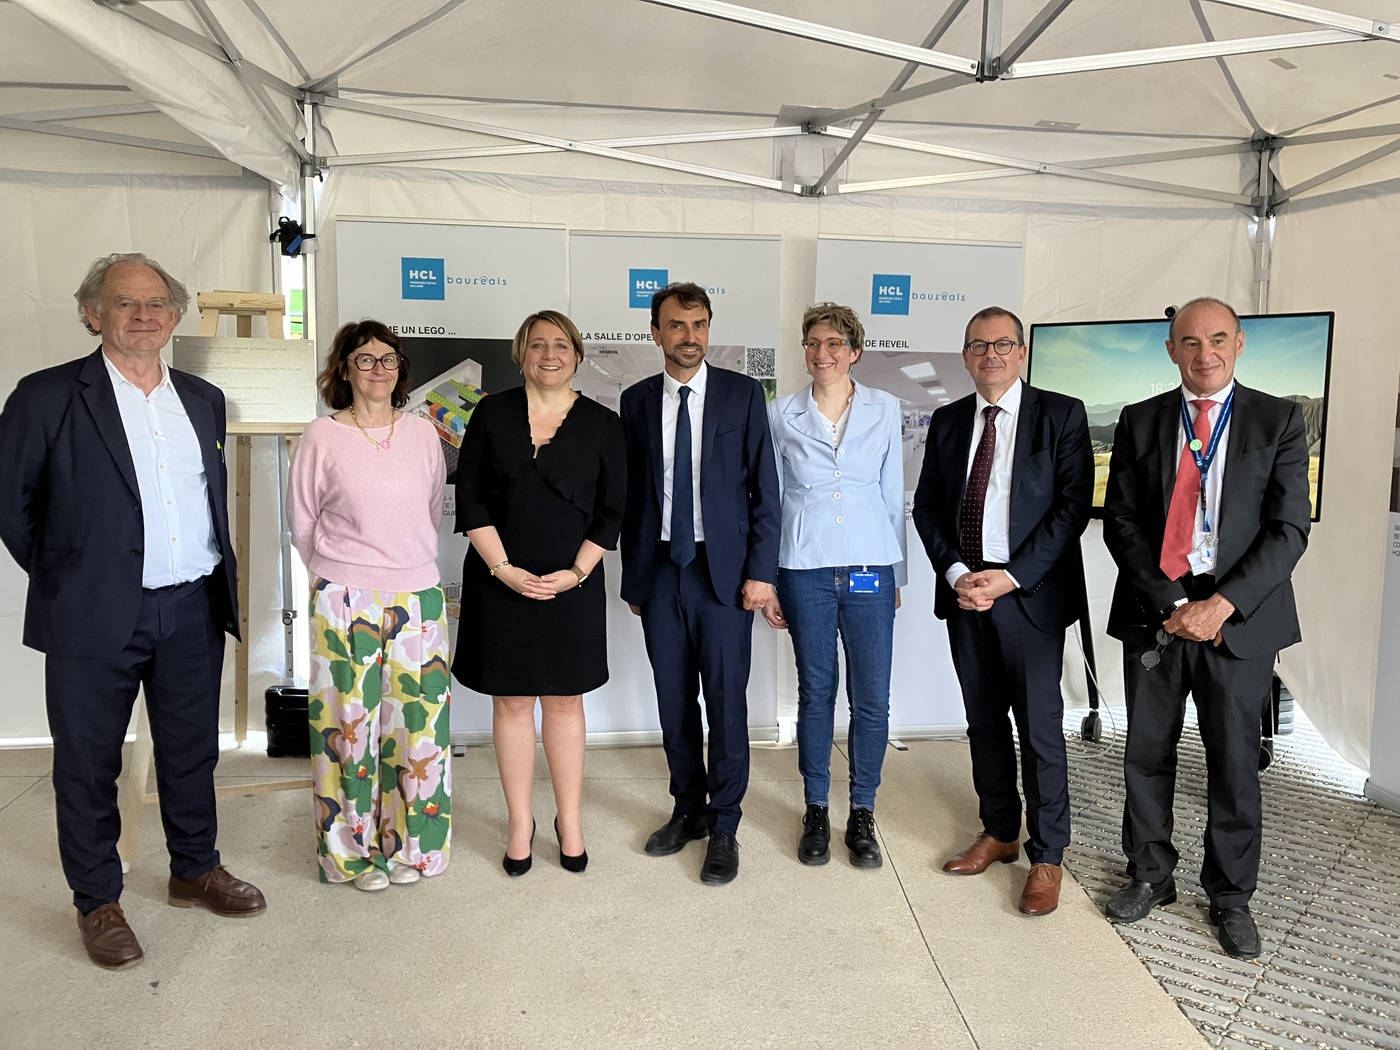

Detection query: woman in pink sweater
(289, 320), (449, 892)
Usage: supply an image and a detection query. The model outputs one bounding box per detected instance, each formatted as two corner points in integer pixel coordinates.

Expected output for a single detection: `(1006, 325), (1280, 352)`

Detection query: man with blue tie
(0, 253), (266, 970)
(619, 282), (780, 885)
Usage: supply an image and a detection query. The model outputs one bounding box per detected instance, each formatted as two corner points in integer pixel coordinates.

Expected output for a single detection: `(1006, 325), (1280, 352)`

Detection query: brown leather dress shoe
(168, 865), (267, 917)
(77, 901), (144, 969)
(1019, 863), (1063, 916)
(943, 833), (1020, 874)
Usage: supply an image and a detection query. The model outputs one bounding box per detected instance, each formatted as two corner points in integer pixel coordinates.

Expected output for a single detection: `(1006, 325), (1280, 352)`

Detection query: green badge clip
(1189, 438), (1203, 451)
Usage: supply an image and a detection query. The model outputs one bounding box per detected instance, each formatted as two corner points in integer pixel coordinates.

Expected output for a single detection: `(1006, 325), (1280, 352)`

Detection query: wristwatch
(570, 565), (589, 587)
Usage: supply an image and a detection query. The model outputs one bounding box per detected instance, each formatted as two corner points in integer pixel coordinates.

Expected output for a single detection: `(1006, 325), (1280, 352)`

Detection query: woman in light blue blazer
(763, 302), (907, 870)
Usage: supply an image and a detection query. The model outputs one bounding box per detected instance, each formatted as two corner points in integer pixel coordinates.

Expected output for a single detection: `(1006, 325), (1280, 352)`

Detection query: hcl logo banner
(402, 258), (445, 300)
(629, 268), (668, 309)
(870, 274), (911, 315)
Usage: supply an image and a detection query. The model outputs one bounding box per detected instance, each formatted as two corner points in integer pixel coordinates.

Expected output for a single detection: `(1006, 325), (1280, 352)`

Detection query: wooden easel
(118, 292), (311, 868)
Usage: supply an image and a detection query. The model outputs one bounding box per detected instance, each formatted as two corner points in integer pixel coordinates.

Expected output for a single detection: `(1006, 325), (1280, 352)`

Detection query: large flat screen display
(1027, 312), (1333, 520)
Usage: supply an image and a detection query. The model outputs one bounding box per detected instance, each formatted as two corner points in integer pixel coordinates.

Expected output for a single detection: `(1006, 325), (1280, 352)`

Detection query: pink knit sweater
(289, 412), (445, 593)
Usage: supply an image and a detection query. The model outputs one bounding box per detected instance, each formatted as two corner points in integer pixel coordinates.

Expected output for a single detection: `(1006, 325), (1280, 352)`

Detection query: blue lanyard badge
(1179, 389), (1233, 535)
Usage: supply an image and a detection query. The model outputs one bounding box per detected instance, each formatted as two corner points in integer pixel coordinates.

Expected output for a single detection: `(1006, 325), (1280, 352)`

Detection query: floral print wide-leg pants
(308, 579), (452, 883)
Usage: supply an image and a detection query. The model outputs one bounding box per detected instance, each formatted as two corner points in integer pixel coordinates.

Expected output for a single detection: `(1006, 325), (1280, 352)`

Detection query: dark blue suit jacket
(911, 383), (1094, 632)
(618, 364), (780, 607)
(1103, 383), (1309, 660)
(0, 348), (239, 657)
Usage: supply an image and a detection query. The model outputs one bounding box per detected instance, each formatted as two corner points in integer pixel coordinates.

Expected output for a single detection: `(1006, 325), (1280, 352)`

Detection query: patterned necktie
(959, 405), (1000, 571)
(670, 385), (695, 568)
(1159, 398), (1215, 581)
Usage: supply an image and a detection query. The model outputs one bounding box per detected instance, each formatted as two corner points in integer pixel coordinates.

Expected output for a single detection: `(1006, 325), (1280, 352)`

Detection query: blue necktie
(670, 385), (695, 568)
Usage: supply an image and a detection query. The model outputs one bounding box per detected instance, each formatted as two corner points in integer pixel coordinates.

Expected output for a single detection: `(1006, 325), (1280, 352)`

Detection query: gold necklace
(350, 405), (397, 451)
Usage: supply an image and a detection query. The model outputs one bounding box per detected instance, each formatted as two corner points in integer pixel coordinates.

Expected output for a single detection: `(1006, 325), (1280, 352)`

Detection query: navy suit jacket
(0, 348), (239, 657)
(619, 365), (780, 607)
(912, 383), (1094, 632)
(1102, 382), (1310, 660)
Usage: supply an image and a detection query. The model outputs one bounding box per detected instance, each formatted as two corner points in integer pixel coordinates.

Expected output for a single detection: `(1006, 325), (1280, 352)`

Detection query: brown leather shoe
(1019, 863), (1063, 916)
(168, 865), (267, 917)
(942, 833), (1020, 875)
(77, 901), (144, 969)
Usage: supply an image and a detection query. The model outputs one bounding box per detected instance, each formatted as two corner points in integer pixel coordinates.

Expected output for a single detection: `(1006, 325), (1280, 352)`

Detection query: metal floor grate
(1063, 704), (1400, 1049)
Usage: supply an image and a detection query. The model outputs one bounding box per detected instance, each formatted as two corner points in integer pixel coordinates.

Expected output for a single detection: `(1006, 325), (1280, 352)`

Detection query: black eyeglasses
(963, 339), (1021, 357)
(349, 352), (403, 372)
(1140, 628), (1174, 670)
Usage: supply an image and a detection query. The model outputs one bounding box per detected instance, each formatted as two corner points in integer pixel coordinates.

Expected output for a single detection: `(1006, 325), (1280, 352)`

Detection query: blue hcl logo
(402, 258), (445, 300)
(871, 274), (911, 315)
(629, 268), (668, 309)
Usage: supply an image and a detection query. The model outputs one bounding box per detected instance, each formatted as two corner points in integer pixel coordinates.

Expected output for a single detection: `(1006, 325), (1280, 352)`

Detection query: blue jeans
(778, 565), (896, 811)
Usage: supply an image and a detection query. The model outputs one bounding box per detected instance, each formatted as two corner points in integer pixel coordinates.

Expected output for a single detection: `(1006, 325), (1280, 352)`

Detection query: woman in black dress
(453, 309), (625, 877)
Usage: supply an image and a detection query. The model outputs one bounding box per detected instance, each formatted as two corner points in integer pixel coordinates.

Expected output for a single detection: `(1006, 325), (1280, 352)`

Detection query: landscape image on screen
(1027, 312), (1333, 520)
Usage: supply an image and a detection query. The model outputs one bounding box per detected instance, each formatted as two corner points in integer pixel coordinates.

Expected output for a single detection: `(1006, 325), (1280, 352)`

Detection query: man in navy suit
(912, 306), (1093, 916)
(1102, 297), (1310, 959)
(0, 253), (266, 970)
(619, 282), (780, 885)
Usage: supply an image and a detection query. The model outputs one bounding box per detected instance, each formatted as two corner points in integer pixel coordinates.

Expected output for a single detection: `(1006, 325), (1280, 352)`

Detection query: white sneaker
(388, 862), (421, 885)
(354, 868), (390, 892)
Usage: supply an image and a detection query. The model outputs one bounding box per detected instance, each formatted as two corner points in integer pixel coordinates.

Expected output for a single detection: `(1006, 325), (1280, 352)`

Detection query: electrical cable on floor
(1066, 622), (1119, 748)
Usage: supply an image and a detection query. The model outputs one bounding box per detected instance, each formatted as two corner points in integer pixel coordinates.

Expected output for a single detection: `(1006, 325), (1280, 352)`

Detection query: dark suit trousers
(638, 544), (752, 835)
(946, 597), (1070, 865)
(1120, 617), (1274, 908)
(45, 574), (225, 912)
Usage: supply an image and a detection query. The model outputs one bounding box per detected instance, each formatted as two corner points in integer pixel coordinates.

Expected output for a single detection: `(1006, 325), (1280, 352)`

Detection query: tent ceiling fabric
(3, 0), (1400, 202)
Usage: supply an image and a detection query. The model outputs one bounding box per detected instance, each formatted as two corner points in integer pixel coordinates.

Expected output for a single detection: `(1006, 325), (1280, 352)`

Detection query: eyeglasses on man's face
(963, 338), (1021, 357)
(801, 338), (853, 353)
(350, 352), (403, 372)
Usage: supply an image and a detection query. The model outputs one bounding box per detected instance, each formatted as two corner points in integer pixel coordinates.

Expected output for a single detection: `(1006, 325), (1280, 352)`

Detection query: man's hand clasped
(954, 569), (1015, 612)
(1162, 592), (1236, 646)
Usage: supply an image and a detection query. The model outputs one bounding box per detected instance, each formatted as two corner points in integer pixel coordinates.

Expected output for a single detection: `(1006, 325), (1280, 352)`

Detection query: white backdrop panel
(568, 230), (784, 733)
(1271, 192), (1400, 775)
(334, 218), (568, 738)
(815, 236), (1025, 732)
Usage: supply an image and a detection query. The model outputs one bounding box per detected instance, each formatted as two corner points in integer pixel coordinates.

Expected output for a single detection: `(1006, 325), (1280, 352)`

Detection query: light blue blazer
(768, 380), (908, 586)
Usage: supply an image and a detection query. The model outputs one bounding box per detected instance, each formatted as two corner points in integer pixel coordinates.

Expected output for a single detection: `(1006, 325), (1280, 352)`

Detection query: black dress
(452, 386), (626, 696)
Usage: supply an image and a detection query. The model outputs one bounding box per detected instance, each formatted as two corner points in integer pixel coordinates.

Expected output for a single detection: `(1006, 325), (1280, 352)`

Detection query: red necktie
(1159, 398), (1214, 581)
(959, 405), (1000, 571)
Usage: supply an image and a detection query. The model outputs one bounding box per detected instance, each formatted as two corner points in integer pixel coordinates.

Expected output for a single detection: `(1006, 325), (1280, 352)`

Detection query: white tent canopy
(3, 0), (1397, 772)
(7, 0), (1400, 210)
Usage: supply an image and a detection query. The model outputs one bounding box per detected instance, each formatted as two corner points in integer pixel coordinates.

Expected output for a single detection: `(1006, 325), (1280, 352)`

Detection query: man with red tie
(912, 307), (1093, 916)
(1102, 297), (1310, 958)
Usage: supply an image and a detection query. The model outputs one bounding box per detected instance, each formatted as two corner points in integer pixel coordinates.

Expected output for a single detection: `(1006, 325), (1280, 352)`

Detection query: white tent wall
(316, 164), (1255, 733)
(0, 169), (281, 743)
(1268, 186), (1400, 771)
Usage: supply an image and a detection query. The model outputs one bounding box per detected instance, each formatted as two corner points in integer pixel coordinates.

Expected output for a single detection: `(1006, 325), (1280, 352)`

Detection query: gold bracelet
(569, 565), (588, 583)
(489, 559), (511, 577)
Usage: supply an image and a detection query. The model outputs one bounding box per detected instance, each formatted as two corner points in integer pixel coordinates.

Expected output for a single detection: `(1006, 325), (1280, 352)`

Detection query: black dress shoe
(554, 816), (588, 874)
(844, 807), (882, 869)
(645, 812), (709, 856)
(798, 804), (830, 866)
(502, 820), (536, 877)
(1210, 904), (1262, 959)
(700, 831), (740, 885)
(1105, 876), (1176, 923)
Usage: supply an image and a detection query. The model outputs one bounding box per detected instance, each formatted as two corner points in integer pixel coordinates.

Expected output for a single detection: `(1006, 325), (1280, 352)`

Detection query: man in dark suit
(912, 306), (1093, 916)
(0, 253), (266, 970)
(1102, 296), (1310, 959)
(619, 281), (780, 885)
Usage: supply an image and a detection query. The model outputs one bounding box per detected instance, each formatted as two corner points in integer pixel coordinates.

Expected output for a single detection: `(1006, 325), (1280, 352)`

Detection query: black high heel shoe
(554, 816), (589, 874)
(502, 819), (536, 877)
